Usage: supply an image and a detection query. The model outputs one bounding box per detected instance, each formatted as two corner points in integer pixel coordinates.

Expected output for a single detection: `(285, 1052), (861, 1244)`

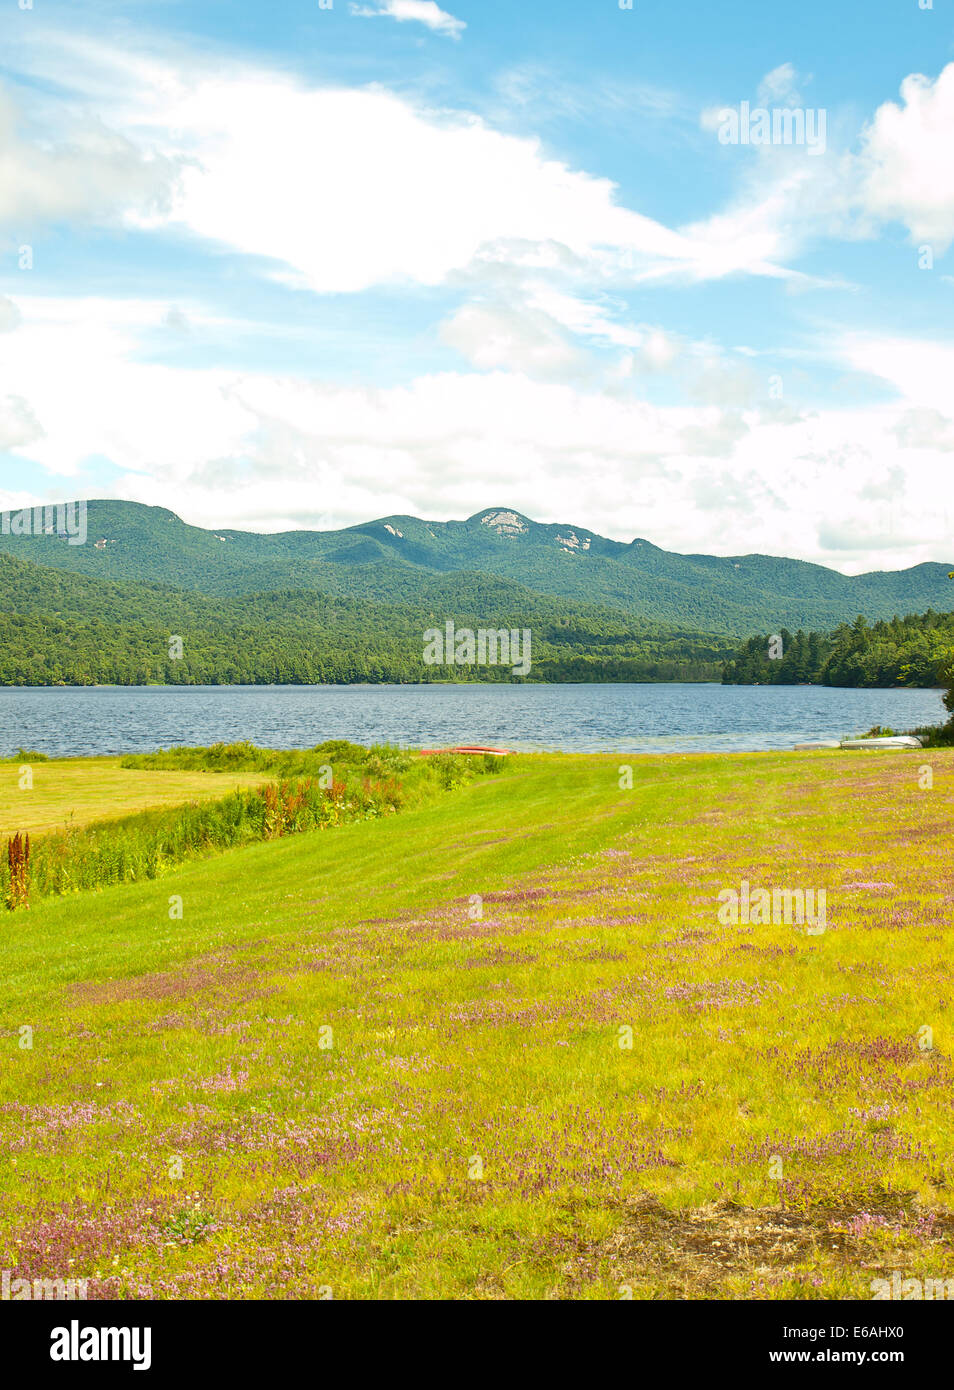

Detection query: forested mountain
(0, 553), (732, 686)
(2, 501), (951, 636)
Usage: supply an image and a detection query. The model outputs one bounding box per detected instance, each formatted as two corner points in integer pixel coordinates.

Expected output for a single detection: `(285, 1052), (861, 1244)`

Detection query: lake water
(0, 683), (947, 758)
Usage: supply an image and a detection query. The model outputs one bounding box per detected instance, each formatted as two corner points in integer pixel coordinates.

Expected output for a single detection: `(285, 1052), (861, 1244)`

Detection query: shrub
(5, 833), (30, 910)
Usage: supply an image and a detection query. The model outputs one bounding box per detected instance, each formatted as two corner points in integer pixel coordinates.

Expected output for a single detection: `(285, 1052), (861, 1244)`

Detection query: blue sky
(0, 0), (952, 570)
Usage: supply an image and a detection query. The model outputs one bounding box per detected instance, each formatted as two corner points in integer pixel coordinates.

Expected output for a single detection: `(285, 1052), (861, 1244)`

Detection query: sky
(0, 0), (952, 572)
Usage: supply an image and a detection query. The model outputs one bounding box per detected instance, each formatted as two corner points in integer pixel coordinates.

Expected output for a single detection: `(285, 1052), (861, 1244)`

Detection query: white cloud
(349, 1), (466, 39)
(635, 330), (681, 373)
(756, 63), (804, 108)
(891, 407), (954, 452)
(1, 293), (952, 570)
(696, 63), (954, 276)
(700, 65), (809, 139)
(439, 301), (584, 379)
(7, 34), (952, 300)
(0, 84), (177, 233)
(7, 33), (801, 292)
(0, 394), (43, 451)
(679, 410), (749, 458)
(522, 288), (645, 349)
(0, 297), (250, 480)
(440, 288), (738, 388)
(152, 72), (798, 292)
(837, 331), (954, 411)
(859, 65), (954, 250)
(0, 296), (22, 331)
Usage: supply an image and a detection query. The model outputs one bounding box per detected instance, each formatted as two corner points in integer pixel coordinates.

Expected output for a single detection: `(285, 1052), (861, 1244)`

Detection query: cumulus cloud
(859, 65), (954, 250)
(0, 85), (178, 232)
(6, 34), (803, 294)
(2, 294), (952, 570)
(0, 394), (43, 451)
(891, 407), (954, 452)
(696, 62), (954, 276)
(440, 288), (745, 391)
(439, 301), (584, 379)
(679, 410), (749, 458)
(859, 466), (905, 501)
(0, 296), (21, 332)
(621, 333), (681, 376)
(349, 1), (466, 39)
(8, 35), (952, 297)
(154, 73), (800, 293)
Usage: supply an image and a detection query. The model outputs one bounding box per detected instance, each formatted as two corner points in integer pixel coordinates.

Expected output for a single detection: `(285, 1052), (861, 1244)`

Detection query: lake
(0, 683), (947, 758)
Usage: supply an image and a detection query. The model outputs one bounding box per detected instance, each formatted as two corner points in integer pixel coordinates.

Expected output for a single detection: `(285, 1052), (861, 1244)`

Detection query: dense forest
(4, 515), (952, 691)
(721, 611), (954, 690)
(0, 553), (733, 686)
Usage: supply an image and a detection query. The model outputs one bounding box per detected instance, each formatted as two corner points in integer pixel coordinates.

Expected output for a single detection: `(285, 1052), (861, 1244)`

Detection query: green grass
(1, 747), (953, 1299)
(1, 744), (501, 907)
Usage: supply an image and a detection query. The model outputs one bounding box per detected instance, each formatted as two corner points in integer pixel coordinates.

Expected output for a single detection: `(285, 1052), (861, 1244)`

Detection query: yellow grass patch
(0, 758), (267, 838)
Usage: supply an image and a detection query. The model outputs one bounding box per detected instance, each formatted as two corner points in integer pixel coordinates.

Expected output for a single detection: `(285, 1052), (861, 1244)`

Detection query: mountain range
(2, 501), (952, 636)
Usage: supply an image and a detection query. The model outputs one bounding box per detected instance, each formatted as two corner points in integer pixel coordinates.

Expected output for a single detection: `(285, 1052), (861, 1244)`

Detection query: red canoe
(419, 746), (512, 756)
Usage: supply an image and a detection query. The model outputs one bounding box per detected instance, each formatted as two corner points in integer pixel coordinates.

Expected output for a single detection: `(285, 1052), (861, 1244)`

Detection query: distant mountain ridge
(1, 500), (951, 636)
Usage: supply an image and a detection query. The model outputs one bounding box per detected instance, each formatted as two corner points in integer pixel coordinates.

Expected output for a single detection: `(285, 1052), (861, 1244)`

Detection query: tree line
(721, 611), (954, 690)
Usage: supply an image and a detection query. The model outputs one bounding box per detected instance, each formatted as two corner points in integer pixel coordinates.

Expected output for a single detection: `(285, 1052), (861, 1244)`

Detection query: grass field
(0, 759), (269, 839)
(1, 747), (953, 1300)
